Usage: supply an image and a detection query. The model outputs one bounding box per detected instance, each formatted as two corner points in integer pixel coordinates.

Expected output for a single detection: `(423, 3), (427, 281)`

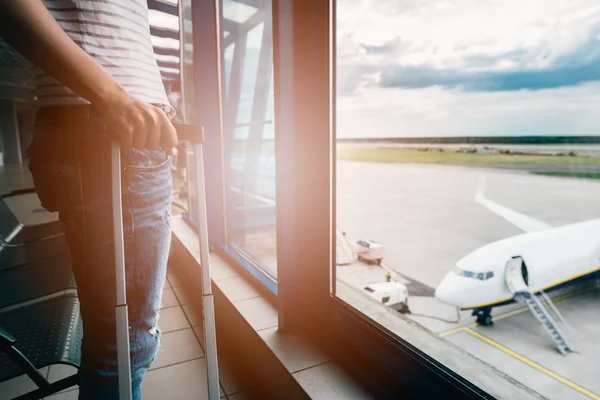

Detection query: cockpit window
(453, 267), (494, 281)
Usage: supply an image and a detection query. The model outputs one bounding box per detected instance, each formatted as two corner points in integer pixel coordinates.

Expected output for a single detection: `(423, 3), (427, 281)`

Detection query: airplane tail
(474, 176), (552, 233)
(475, 176), (486, 202)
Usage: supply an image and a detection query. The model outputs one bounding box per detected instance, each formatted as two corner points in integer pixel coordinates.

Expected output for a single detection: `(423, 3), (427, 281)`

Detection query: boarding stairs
(505, 257), (573, 355)
(514, 290), (573, 355)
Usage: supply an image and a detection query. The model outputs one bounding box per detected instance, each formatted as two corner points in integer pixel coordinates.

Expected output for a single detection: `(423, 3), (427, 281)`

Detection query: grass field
(337, 147), (600, 166)
(532, 171), (600, 179)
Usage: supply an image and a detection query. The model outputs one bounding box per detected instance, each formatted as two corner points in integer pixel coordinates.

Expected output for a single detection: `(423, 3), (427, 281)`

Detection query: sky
(336, 0), (600, 138)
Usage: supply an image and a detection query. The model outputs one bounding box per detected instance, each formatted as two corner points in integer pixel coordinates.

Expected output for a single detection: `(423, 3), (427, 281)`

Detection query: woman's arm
(0, 0), (178, 153)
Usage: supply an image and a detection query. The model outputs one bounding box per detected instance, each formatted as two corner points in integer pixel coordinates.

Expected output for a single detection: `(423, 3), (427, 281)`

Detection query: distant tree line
(337, 136), (600, 145)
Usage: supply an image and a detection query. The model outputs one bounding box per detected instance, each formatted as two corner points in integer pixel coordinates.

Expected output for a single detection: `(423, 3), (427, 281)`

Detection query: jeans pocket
(28, 163), (84, 213)
(121, 149), (172, 216)
(122, 148), (170, 171)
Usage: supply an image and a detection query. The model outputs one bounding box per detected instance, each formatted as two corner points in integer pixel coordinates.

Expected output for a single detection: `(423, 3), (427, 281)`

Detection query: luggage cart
(111, 123), (219, 400)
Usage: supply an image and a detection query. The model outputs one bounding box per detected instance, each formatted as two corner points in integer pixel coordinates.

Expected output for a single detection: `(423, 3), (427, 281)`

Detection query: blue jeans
(28, 116), (172, 399)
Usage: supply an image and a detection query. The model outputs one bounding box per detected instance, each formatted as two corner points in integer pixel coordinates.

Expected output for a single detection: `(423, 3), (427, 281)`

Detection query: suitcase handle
(173, 123), (204, 145)
(173, 124), (220, 399)
(111, 141), (133, 400)
(112, 123), (218, 400)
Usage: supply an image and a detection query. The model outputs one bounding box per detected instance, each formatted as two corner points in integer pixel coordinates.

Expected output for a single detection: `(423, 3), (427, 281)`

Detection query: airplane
(434, 177), (600, 326)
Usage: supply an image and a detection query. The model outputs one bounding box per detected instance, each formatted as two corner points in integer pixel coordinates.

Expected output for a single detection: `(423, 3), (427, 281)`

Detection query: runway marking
(464, 328), (600, 400)
(439, 285), (595, 337)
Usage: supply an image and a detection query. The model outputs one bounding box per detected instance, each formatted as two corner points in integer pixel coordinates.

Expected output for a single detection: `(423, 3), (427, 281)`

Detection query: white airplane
(434, 177), (600, 325)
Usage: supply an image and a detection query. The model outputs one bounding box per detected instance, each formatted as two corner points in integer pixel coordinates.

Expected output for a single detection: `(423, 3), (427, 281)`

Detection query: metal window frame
(272, 0), (333, 331)
(188, 0), (227, 246)
(271, 0), (496, 398)
(185, 0), (280, 292)
(184, 1), (496, 396)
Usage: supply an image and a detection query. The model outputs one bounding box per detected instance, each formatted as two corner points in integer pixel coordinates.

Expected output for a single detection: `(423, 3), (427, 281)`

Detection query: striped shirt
(36, 0), (175, 118)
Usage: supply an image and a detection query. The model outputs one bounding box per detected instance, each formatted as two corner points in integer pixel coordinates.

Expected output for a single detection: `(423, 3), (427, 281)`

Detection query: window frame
(185, 0), (279, 294)
(185, 0), (496, 397)
(271, 0), (496, 398)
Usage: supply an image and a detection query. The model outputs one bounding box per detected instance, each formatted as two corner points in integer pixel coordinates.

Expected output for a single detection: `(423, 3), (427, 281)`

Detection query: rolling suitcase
(111, 123), (219, 400)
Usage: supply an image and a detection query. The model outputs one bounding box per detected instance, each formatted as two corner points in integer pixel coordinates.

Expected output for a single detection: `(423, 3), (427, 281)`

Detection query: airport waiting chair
(0, 294), (82, 399)
(0, 191), (69, 272)
(0, 237), (70, 272)
(0, 189), (64, 246)
(0, 247), (80, 400)
(0, 254), (76, 310)
(0, 194), (81, 399)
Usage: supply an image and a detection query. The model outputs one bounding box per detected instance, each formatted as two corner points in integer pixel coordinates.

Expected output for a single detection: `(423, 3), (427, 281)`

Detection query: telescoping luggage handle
(111, 124), (219, 400)
(111, 141), (132, 400)
(173, 123), (220, 400)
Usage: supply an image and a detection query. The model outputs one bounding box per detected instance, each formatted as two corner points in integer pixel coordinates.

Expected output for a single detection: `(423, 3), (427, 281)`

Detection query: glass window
(177, 0), (196, 221)
(179, 0), (194, 124)
(223, 43), (236, 95)
(335, 1), (600, 398)
(221, 0), (277, 280)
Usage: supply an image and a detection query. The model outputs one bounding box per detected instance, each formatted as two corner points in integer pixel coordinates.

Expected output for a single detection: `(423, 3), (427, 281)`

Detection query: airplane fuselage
(435, 219), (600, 310)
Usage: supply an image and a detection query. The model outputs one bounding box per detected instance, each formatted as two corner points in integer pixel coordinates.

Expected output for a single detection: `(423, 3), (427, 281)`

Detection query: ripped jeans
(28, 116), (172, 400)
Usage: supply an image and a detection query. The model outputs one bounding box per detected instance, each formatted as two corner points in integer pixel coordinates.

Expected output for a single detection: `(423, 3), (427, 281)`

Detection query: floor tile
(183, 304), (202, 327)
(220, 383), (229, 399)
(218, 357), (243, 396)
(173, 285), (190, 305)
(46, 389), (79, 399)
(161, 287), (179, 308)
(142, 359), (218, 399)
(46, 364), (78, 395)
(228, 392), (251, 400)
(159, 306), (190, 333)
(151, 328), (204, 370)
(0, 367), (48, 399)
(167, 273), (182, 288)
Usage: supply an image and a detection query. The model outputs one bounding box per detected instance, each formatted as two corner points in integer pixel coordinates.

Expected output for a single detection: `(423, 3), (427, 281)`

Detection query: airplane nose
(434, 279), (453, 304)
(435, 273), (464, 307)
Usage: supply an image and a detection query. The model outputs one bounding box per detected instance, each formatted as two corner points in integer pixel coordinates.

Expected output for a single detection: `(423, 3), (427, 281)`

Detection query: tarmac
(336, 160), (600, 400)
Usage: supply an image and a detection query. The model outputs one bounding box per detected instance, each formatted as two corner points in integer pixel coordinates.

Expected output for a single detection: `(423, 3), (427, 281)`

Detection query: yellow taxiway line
(464, 328), (600, 400)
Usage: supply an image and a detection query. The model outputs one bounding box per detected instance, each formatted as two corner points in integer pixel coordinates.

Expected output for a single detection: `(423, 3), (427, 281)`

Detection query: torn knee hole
(149, 325), (160, 336)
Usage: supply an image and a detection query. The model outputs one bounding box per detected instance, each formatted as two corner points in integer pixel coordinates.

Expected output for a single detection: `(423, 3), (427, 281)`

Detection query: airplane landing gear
(472, 307), (493, 326)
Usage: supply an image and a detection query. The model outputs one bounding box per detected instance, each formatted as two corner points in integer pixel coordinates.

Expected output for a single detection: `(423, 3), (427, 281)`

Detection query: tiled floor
(2, 160), (374, 400)
(0, 163), (247, 400)
(0, 275), (247, 400)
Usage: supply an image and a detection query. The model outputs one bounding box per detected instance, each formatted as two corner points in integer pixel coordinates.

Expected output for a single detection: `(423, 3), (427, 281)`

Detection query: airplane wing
(475, 177), (552, 233)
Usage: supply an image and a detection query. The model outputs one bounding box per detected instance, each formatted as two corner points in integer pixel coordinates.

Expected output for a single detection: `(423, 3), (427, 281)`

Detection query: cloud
(341, 23), (600, 92)
(337, 0), (600, 94)
(379, 59), (600, 92)
(336, 82), (600, 138)
(335, 0), (600, 138)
